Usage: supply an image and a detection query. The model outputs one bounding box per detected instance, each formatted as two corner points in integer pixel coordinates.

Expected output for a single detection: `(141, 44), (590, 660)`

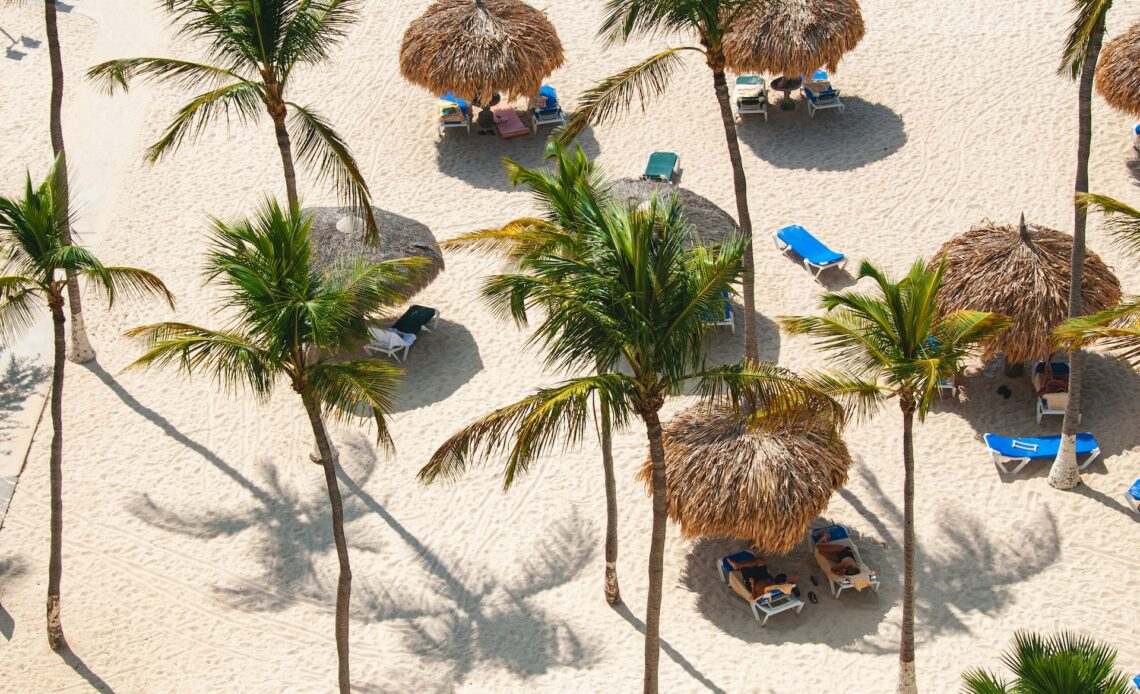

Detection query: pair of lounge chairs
(983, 432), (1101, 475)
(716, 550), (803, 626)
(801, 69), (844, 117)
(365, 305), (440, 362)
(437, 86), (564, 137)
(772, 224), (847, 280)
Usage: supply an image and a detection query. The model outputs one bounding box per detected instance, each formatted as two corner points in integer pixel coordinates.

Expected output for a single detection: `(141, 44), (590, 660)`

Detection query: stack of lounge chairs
(366, 305), (440, 362)
(716, 550), (803, 627)
(982, 432), (1101, 475)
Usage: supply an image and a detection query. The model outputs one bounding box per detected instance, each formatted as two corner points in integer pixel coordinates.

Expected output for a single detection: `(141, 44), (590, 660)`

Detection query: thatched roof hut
(609, 178), (738, 247)
(637, 404), (852, 555)
(305, 206), (445, 300)
(399, 0), (564, 104)
(932, 217), (1122, 365)
(1096, 20), (1140, 117)
(723, 0), (865, 77)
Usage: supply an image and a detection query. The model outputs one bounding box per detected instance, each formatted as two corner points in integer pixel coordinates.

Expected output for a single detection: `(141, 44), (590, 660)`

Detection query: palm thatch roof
(399, 0), (564, 104)
(305, 206), (445, 300)
(723, 0), (865, 77)
(1096, 20), (1140, 117)
(932, 217), (1122, 365)
(609, 178), (738, 247)
(637, 404), (852, 555)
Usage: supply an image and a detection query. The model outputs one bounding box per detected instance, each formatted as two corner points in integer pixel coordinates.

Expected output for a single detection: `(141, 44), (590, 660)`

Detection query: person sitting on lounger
(815, 531), (861, 576)
(726, 555), (799, 599)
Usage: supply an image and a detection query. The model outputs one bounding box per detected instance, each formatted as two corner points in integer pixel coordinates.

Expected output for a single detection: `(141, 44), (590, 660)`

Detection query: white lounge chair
(716, 551), (803, 626)
(733, 75), (767, 121)
(801, 70), (844, 117)
(810, 525), (880, 599)
(365, 326), (415, 362)
(437, 93), (471, 135)
(1032, 361), (1070, 424)
(530, 85), (565, 132)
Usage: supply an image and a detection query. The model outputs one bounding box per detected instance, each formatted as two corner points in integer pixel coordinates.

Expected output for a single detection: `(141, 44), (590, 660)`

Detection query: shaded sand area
(1, 0), (1139, 691)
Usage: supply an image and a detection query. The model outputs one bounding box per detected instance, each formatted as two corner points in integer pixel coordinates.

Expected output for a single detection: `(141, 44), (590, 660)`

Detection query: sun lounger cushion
(983, 433), (1099, 459)
(1128, 480), (1140, 501)
(392, 305), (438, 335)
(736, 75), (764, 86)
(535, 85), (559, 111)
(775, 225), (844, 266)
(643, 151), (678, 181)
(439, 92), (468, 116)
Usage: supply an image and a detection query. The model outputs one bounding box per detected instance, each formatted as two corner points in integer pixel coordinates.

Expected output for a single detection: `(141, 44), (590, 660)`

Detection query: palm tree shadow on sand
(435, 128), (601, 191)
(736, 97), (906, 171)
(126, 427), (595, 688)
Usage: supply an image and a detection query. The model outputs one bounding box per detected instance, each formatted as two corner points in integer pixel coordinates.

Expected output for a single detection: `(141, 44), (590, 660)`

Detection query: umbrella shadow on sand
(435, 127), (601, 191)
(700, 308), (782, 367)
(736, 97), (906, 171)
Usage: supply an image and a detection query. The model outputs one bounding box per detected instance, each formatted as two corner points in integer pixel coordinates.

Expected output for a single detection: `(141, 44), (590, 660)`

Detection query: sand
(1, 0), (1139, 692)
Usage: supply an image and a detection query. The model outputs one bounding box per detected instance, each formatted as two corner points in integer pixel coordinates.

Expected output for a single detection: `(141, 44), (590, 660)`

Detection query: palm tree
(558, 0), (764, 361)
(1050, 0), (1114, 490)
(422, 192), (842, 694)
(1053, 194), (1140, 365)
(87, 0), (379, 240)
(962, 630), (1130, 693)
(781, 260), (1009, 694)
(126, 199), (421, 694)
(442, 141), (627, 604)
(0, 157), (174, 650)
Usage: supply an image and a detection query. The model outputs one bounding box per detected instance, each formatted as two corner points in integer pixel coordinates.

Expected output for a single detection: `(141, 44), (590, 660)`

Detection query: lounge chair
(810, 525), (880, 599)
(392, 304), (440, 335)
(1126, 479), (1140, 513)
(530, 85), (565, 132)
(1032, 361), (1070, 424)
(772, 224), (847, 280)
(983, 432), (1101, 475)
(716, 551), (803, 627)
(437, 92), (471, 134)
(365, 326), (414, 362)
(642, 151), (679, 182)
(733, 75), (767, 121)
(1133, 124), (1140, 153)
(701, 290), (734, 333)
(802, 84), (844, 117)
(492, 106), (531, 139)
(1133, 672), (1140, 691)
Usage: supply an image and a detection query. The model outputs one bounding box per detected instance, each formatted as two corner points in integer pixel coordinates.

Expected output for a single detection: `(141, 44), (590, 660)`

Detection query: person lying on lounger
(815, 531), (861, 576)
(726, 555), (799, 600)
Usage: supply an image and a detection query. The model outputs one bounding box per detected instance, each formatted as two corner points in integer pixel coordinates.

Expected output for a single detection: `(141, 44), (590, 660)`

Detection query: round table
(769, 76), (803, 111)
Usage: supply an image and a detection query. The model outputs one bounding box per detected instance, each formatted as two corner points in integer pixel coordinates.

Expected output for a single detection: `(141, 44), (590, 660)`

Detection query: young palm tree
(558, 0), (765, 361)
(443, 141), (628, 604)
(87, 0), (379, 240)
(126, 199), (422, 693)
(781, 260), (1009, 694)
(1051, 0), (1114, 490)
(962, 630), (1130, 693)
(1054, 194), (1140, 365)
(422, 193), (842, 694)
(0, 158), (174, 650)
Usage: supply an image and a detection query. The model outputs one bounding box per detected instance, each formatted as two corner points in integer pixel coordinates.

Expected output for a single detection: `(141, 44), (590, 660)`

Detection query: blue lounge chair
(716, 550), (803, 627)
(642, 151), (679, 182)
(701, 290), (734, 333)
(437, 92), (470, 134)
(983, 433), (1101, 474)
(802, 70), (844, 117)
(1126, 479), (1140, 513)
(530, 85), (565, 131)
(772, 224), (847, 280)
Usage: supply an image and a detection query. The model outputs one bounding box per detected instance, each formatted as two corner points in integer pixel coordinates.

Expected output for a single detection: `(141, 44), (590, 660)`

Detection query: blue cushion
(1128, 479), (1140, 501)
(812, 69), (829, 81)
(983, 433), (1099, 459)
(1134, 124), (1140, 134)
(812, 524), (848, 543)
(439, 92), (468, 115)
(538, 85), (558, 110)
(776, 225), (844, 266)
(1034, 361), (1070, 377)
(721, 550), (755, 574)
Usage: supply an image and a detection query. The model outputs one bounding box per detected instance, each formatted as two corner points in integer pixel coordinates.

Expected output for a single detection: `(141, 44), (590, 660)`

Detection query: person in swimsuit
(726, 555), (798, 599)
(815, 531), (861, 576)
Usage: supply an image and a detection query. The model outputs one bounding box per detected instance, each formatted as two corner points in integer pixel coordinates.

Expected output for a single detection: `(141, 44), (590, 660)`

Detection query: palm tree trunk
(301, 392), (352, 694)
(44, 0), (94, 364)
(599, 394), (621, 605)
(46, 292), (67, 651)
(897, 402), (917, 694)
(1050, 13), (1105, 491)
(710, 66), (758, 361)
(269, 96), (300, 210)
(640, 406), (668, 694)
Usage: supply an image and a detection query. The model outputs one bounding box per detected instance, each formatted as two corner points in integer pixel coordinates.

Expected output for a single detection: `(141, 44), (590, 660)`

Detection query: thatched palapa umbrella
(306, 206), (445, 300)
(637, 404), (852, 555)
(723, 0), (865, 78)
(933, 216), (1122, 365)
(1095, 20), (1140, 117)
(399, 0), (564, 105)
(610, 178), (738, 247)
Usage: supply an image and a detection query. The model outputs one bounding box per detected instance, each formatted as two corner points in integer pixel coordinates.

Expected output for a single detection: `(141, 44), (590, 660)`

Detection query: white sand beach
(1, 1), (1139, 692)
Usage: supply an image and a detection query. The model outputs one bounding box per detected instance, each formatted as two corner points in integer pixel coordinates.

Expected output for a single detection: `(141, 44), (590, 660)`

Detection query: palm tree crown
(962, 630), (1130, 693)
(88, 0), (379, 239)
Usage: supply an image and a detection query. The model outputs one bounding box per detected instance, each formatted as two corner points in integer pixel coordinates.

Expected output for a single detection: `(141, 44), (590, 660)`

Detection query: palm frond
(0, 276), (44, 343)
(1059, 0), (1113, 79)
(690, 360), (847, 432)
(286, 101), (376, 241)
(801, 370), (890, 425)
(82, 265), (176, 309)
(126, 322), (275, 399)
(959, 669), (1010, 694)
(1052, 299), (1140, 365)
(308, 358), (401, 452)
(420, 374), (635, 489)
(146, 81), (265, 162)
(440, 218), (576, 261)
(556, 47), (693, 143)
(85, 57), (246, 95)
(1080, 192), (1140, 257)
